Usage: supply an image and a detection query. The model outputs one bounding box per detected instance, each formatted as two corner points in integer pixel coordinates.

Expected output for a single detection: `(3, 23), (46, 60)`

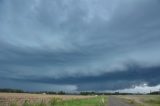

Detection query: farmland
(0, 93), (107, 106)
(1, 93), (160, 106)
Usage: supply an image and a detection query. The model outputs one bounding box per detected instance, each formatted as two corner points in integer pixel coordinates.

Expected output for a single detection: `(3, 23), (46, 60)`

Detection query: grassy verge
(7, 96), (108, 106)
(119, 95), (160, 106)
(144, 96), (160, 106)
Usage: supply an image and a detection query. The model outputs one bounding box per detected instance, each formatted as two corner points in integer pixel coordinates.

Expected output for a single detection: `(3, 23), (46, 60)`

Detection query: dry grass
(0, 93), (94, 106)
(117, 95), (160, 106)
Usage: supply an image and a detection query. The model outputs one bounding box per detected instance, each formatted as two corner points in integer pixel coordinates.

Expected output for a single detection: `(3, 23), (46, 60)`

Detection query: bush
(49, 97), (63, 106)
(10, 102), (18, 106)
(23, 100), (31, 106)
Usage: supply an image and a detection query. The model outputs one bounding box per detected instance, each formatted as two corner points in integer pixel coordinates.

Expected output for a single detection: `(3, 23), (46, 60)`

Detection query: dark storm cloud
(0, 0), (160, 91)
(10, 64), (160, 91)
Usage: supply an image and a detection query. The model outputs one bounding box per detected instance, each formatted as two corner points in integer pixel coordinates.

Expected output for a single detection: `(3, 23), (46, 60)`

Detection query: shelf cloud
(0, 0), (160, 92)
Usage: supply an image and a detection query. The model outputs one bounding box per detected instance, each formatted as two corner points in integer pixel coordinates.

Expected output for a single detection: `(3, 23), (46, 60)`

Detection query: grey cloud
(0, 0), (160, 91)
(10, 64), (160, 91)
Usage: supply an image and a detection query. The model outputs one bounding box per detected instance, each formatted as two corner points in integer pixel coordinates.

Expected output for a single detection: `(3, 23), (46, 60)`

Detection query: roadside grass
(7, 96), (108, 106)
(124, 99), (144, 106)
(119, 95), (160, 106)
(144, 96), (160, 106)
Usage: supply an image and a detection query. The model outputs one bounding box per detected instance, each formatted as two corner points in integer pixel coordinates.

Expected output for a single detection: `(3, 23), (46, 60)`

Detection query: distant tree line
(80, 91), (134, 95)
(0, 88), (160, 95)
(0, 88), (24, 93)
(0, 88), (66, 95)
(36, 91), (66, 95)
(149, 91), (160, 95)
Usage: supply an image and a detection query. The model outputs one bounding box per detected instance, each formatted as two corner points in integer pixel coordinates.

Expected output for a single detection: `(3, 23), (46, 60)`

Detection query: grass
(125, 98), (135, 104)
(7, 96), (107, 106)
(22, 100), (47, 106)
(144, 96), (160, 106)
(55, 96), (107, 106)
(119, 95), (160, 106)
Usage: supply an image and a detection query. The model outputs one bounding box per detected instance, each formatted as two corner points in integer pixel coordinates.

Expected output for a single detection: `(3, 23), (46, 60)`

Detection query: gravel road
(108, 96), (135, 106)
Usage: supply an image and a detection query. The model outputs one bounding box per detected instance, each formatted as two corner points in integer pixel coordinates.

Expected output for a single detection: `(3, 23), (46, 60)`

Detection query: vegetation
(121, 95), (160, 106)
(144, 96), (160, 106)
(55, 96), (107, 106)
(0, 88), (24, 93)
(80, 91), (135, 95)
(7, 96), (107, 106)
(149, 91), (160, 95)
(1, 88), (160, 95)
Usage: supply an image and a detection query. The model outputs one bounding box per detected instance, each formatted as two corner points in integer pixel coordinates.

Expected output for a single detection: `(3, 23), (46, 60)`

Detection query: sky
(0, 0), (160, 93)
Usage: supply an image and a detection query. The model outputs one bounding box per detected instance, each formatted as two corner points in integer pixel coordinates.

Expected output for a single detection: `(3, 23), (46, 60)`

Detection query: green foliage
(23, 100), (31, 106)
(36, 100), (47, 106)
(10, 102), (18, 106)
(54, 96), (107, 106)
(80, 91), (96, 95)
(0, 88), (24, 93)
(49, 97), (63, 106)
(57, 91), (65, 95)
(126, 99), (135, 104)
(145, 98), (160, 104)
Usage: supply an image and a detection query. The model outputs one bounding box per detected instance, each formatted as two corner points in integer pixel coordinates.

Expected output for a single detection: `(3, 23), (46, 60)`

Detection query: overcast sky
(0, 0), (160, 93)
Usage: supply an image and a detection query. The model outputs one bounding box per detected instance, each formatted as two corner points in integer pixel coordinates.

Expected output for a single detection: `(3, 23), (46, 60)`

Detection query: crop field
(0, 93), (107, 106)
(1, 93), (159, 106)
(118, 95), (160, 106)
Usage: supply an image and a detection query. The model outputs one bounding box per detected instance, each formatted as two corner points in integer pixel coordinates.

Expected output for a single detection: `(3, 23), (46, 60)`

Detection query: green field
(53, 96), (107, 106)
(9, 96), (107, 106)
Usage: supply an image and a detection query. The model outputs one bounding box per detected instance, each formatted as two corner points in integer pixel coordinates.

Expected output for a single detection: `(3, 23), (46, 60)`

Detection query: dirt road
(108, 96), (135, 106)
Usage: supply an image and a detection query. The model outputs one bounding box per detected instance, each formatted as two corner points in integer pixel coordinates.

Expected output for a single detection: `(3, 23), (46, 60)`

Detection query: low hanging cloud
(0, 0), (160, 92)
